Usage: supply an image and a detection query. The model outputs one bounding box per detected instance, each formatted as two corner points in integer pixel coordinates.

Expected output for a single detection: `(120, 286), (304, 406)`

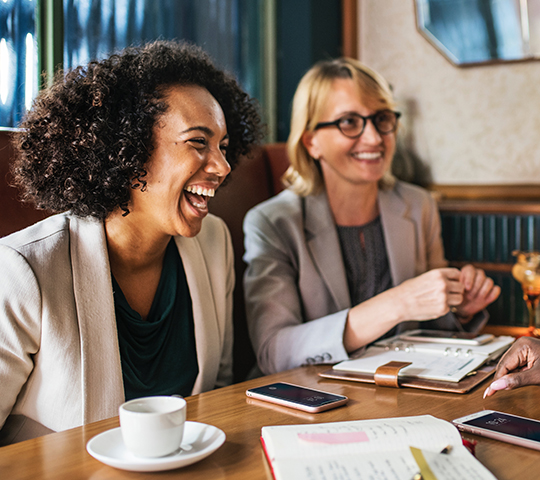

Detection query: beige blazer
(243, 181), (486, 375)
(0, 212), (233, 445)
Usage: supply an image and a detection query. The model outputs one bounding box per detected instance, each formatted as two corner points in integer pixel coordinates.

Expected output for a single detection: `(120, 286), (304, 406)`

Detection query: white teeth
(184, 185), (215, 197)
(353, 152), (382, 160)
(190, 199), (207, 209)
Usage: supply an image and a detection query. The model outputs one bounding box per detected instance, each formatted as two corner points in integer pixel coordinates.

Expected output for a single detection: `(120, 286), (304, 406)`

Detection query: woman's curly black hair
(12, 40), (263, 219)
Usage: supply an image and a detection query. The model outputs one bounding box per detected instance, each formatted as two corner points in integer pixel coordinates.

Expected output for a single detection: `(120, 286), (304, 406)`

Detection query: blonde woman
(243, 58), (499, 375)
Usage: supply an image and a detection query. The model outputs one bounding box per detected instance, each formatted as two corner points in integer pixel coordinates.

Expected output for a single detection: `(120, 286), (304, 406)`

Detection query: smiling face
(302, 78), (396, 192)
(129, 84), (230, 238)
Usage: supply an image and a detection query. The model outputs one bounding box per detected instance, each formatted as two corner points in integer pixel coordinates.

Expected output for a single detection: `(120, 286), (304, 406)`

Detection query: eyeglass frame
(313, 110), (401, 138)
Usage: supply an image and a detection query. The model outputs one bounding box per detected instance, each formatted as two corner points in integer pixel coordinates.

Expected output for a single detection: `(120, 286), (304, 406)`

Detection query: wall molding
(433, 184), (540, 214)
(449, 261), (512, 273)
(431, 184), (540, 202)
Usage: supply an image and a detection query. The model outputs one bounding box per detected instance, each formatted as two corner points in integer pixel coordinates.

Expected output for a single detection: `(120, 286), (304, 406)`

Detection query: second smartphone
(246, 382), (348, 413)
(453, 410), (540, 451)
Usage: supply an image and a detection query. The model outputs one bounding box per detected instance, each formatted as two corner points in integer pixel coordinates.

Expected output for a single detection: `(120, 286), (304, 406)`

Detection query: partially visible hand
(483, 337), (540, 398)
(453, 265), (500, 322)
(396, 268), (464, 322)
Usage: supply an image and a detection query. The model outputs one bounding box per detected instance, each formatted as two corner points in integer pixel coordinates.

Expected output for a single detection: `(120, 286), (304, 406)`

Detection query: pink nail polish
(483, 386), (491, 399)
(490, 378), (508, 391)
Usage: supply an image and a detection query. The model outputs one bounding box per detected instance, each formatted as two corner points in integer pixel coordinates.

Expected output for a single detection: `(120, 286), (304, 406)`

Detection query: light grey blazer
(0, 212), (233, 445)
(243, 181), (486, 375)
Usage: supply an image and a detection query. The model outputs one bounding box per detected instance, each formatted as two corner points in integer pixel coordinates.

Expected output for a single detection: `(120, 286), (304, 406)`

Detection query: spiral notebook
(319, 332), (514, 393)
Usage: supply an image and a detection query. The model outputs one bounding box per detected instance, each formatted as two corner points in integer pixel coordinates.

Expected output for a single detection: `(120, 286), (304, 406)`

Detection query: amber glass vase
(512, 251), (540, 337)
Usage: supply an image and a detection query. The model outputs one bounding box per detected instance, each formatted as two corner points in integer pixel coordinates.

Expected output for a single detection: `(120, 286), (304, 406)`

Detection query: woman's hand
(344, 268), (463, 352)
(452, 265), (501, 322)
(345, 267), (495, 354)
(483, 337), (540, 398)
(396, 268), (465, 321)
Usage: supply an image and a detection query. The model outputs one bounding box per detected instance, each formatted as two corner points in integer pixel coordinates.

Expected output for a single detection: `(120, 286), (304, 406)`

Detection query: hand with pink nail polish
(484, 337), (540, 397)
(483, 378), (508, 398)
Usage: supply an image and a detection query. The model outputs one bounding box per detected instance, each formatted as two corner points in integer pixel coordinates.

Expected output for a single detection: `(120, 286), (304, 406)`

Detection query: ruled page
(261, 416), (496, 480)
(262, 416), (461, 461)
(412, 447), (497, 480)
(269, 448), (496, 480)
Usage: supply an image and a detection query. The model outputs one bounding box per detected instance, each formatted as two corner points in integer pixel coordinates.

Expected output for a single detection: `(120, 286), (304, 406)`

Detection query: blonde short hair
(283, 58), (397, 196)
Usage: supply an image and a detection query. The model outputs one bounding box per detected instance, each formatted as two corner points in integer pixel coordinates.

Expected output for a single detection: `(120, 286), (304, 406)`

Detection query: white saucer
(86, 421), (225, 472)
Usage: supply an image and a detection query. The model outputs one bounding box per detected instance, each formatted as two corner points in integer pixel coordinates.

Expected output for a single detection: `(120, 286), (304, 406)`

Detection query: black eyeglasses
(314, 110), (401, 138)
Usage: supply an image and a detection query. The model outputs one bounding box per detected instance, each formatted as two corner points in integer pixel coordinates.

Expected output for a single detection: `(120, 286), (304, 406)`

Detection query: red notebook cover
(260, 435), (277, 480)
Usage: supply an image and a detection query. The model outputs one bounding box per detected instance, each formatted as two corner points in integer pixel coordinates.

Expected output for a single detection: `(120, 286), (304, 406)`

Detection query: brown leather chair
(0, 132), (49, 237)
(210, 143), (289, 381)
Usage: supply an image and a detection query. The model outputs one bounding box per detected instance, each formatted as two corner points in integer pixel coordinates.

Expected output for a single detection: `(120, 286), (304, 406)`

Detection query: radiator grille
(440, 212), (540, 327)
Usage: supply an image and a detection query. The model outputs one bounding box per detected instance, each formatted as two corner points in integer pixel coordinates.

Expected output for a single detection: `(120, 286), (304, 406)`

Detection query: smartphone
(399, 329), (494, 346)
(246, 382), (348, 413)
(453, 410), (540, 451)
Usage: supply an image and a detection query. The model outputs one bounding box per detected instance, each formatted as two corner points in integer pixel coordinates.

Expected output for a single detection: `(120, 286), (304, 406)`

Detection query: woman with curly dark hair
(0, 40), (262, 445)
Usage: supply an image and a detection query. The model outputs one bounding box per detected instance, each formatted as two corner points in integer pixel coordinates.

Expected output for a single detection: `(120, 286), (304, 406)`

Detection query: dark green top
(112, 239), (198, 401)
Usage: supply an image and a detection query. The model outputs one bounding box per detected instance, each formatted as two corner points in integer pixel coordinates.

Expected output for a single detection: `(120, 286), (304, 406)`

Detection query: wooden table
(1, 365), (539, 479)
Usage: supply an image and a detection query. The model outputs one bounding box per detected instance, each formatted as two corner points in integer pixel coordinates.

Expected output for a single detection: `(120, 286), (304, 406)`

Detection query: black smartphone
(246, 382), (348, 413)
(453, 410), (540, 451)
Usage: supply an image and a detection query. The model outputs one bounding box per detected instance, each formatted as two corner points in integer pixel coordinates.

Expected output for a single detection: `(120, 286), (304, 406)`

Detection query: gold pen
(412, 445), (453, 480)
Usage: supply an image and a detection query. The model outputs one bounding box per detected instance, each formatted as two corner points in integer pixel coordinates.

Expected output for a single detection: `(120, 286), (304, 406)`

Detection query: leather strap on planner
(374, 361), (412, 388)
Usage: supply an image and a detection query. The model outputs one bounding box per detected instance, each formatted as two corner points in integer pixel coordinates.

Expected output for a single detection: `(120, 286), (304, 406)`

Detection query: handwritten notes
(261, 416), (497, 480)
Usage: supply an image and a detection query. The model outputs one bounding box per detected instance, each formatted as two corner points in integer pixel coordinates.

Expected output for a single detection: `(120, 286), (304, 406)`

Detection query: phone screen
(247, 383), (346, 407)
(462, 412), (540, 441)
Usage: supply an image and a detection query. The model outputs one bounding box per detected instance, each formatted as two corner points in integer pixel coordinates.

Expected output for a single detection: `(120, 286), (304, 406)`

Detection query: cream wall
(358, 0), (540, 185)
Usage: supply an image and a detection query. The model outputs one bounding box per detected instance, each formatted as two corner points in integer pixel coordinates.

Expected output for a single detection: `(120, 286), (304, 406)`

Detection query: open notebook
(319, 331), (514, 392)
(260, 415), (497, 480)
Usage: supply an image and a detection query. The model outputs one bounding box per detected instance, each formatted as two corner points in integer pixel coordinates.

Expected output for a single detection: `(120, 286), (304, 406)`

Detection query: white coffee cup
(119, 396), (187, 458)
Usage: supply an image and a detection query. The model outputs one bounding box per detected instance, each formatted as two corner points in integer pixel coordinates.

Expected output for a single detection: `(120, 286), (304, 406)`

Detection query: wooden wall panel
(440, 209), (540, 328)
